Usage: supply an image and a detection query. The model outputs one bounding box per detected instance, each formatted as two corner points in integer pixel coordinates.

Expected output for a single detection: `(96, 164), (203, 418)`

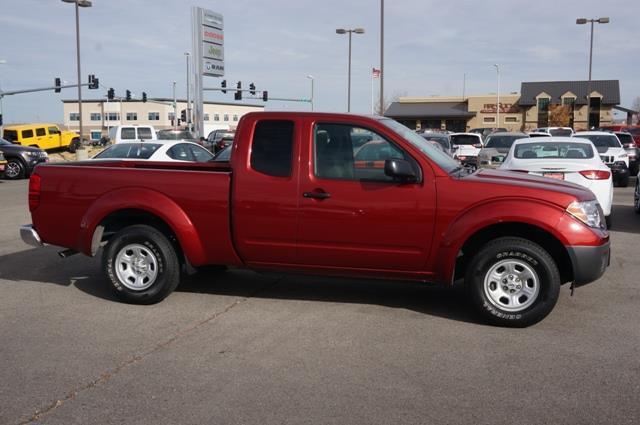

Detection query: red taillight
(579, 170), (611, 180)
(28, 173), (41, 212)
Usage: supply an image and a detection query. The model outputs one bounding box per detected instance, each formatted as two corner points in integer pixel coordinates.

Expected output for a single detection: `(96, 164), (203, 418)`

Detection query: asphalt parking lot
(0, 178), (639, 425)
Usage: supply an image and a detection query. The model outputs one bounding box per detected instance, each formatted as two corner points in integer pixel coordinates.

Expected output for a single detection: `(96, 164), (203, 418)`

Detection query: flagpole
(371, 67), (374, 114)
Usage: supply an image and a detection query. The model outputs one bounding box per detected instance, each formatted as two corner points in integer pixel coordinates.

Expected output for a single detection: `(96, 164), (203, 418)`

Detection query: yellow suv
(2, 123), (80, 152)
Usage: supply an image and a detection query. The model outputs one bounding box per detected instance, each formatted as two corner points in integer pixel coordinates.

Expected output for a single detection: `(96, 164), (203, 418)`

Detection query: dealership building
(62, 99), (264, 140)
(384, 80), (621, 132)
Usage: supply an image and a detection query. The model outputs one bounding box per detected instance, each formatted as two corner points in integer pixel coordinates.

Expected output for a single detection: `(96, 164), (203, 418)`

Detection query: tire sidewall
(103, 226), (179, 304)
(5, 158), (25, 180)
(467, 239), (560, 327)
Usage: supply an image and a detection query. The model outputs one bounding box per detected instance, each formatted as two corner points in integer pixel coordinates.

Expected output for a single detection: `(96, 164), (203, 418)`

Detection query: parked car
(156, 129), (198, 144)
(0, 151), (6, 178)
(532, 127), (574, 137)
(469, 127), (507, 140)
(92, 141), (214, 163)
(2, 123), (80, 152)
(500, 137), (613, 228)
(21, 112), (611, 327)
(598, 125), (640, 147)
(528, 132), (552, 138)
(0, 137), (48, 179)
(450, 132), (483, 168)
(108, 125), (157, 144)
(211, 145), (232, 162)
(205, 129), (235, 153)
(613, 132), (638, 175)
(421, 132), (452, 155)
(477, 132), (528, 168)
(573, 131), (629, 187)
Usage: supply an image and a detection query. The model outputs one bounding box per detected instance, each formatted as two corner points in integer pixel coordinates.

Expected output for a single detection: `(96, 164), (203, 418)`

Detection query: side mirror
(384, 159), (418, 183)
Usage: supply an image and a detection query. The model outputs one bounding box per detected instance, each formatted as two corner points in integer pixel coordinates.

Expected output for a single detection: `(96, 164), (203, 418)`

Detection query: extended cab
(20, 112), (610, 327)
(3, 123), (80, 152)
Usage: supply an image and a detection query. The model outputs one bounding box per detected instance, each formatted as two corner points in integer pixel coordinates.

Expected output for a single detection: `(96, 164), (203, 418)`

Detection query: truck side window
(22, 129), (34, 139)
(48, 127), (60, 135)
(250, 120), (294, 178)
(121, 128), (136, 140)
(314, 124), (407, 182)
(36, 128), (46, 137)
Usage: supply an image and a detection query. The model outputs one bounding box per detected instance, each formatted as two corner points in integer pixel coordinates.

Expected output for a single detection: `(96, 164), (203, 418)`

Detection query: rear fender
(434, 198), (568, 283)
(78, 187), (207, 265)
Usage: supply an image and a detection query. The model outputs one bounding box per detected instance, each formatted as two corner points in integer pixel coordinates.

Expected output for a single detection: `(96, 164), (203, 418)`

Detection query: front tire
(103, 225), (181, 304)
(466, 237), (560, 327)
(69, 138), (81, 153)
(4, 158), (26, 179)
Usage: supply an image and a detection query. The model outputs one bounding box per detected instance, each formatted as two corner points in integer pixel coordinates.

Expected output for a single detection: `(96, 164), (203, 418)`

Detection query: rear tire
(605, 215), (612, 229)
(466, 237), (560, 327)
(103, 225), (181, 304)
(69, 138), (80, 153)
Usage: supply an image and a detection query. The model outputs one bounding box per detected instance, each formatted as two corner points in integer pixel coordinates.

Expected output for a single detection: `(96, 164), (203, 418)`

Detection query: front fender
(433, 198), (568, 284)
(77, 187), (207, 265)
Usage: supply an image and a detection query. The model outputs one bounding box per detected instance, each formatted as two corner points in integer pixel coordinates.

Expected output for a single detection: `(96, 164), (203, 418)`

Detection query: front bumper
(20, 224), (44, 247)
(566, 241), (610, 287)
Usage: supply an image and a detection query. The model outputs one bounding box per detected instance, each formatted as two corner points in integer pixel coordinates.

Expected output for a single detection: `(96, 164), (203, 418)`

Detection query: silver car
(477, 132), (528, 168)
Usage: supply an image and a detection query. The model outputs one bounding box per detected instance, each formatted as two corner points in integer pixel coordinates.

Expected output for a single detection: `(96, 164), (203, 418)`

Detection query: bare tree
(549, 105), (571, 127)
(374, 91), (407, 116)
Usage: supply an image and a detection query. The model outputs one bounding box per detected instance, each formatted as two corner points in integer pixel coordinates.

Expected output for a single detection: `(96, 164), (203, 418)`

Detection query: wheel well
(454, 222), (573, 284)
(94, 209), (184, 263)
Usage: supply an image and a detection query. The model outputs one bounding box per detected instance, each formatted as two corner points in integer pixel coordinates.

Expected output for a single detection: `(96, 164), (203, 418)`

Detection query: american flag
(372, 68), (381, 78)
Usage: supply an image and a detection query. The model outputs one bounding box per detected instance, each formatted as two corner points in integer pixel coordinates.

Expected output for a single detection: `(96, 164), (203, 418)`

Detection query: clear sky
(0, 0), (638, 124)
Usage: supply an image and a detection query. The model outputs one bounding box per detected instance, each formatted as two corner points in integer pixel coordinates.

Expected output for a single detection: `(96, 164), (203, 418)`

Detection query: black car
(205, 129), (235, 153)
(0, 137), (48, 179)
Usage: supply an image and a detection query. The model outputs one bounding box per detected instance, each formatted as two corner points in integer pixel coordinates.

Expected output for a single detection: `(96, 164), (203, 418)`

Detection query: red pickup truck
(21, 112), (610, 327)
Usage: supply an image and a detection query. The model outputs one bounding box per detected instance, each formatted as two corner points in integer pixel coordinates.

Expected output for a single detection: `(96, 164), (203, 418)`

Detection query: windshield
(94, 143), (162, 159)
(575, 134), (621, 148)
(450, 134), (481, 145)
(514, 142), (594, 159)
(380, 118), (459, 172)
(485, 135), (526, 149)
(158, 130), (196, 140)
(549, 128), (573, 137)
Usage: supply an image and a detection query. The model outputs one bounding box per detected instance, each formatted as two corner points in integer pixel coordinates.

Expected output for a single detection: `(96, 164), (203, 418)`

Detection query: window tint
(575, 134), (621, 148)
(4, 130), (18, 142)
(94, 143), (161, 159)
(167, 144), (194, 161)
(22, 129), (34, 139)
(121, 128), (136, 140)
(549, 128), (572, 137)
(450, 134), (481, 145)
(137, 127), (153, 140)
(35, 128), (46, 137)
(616, 133), (633, 145)
(188, 145), (214, 162)
(250, 120), (294, 177)
(314, 123), (409, 182)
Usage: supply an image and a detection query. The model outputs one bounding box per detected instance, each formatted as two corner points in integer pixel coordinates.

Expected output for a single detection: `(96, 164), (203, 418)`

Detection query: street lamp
(576, 17), (609, 129)
(306, 75), (315, 111)
(61, 0), (92, 150)
(493, 64), (500, 128)
(336, 27), (365, 112)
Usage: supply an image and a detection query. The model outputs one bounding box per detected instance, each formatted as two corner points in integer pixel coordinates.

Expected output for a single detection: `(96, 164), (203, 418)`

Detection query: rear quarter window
(22, 129), (34, 139)
(137, 127), (153, 140)
(36, 128), (46, 137)
(120, 128), (136, 140)
(250, 120), (294, 177)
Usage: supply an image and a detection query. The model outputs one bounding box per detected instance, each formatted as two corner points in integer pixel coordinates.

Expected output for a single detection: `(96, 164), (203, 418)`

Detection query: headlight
(566, 200), (605, 229)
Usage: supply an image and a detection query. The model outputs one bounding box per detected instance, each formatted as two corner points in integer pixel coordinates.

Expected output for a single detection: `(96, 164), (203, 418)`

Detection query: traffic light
(221, 80), (227, 94)
(142, 92), (147, 102)
(180, 109), (186, 122)
(125, 90), (131, 101)
(88, 74), (98, 89)
(0, 114), (2, 126)
(262, 91), (268, 102)
(249, 83), (256, 95)
(54, 77), (61, 93)
(107, 88), (115, 100)
(235, 81), (242, 101)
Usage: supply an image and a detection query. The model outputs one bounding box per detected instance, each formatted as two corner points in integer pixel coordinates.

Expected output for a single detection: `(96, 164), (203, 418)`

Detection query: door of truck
(296, 120), (436, 271)
(231, 118), (301, 265)
(47, 126), (63, 149)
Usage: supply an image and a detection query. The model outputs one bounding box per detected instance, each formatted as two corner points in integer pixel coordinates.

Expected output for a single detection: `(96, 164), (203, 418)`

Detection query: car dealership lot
(0, 179), (639, 424)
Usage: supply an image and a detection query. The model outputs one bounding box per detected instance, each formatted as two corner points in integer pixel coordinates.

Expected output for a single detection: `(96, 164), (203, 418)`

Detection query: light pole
(62, 0), (91, 149)
(576, 17), (609, 129)
(306, 75), (315, 111)
(336, 27), (365, 112)
(379, 0), (384, 115)
(0, 59), (6, 133)
(173, 81), (177, 130)
(185, 52), (191, 129)
(493, 64), (500, 129)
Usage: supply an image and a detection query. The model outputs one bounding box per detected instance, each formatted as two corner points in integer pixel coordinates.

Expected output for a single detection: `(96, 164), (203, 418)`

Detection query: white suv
(573, 131), (629, 187)
(450, 133), (483, 169)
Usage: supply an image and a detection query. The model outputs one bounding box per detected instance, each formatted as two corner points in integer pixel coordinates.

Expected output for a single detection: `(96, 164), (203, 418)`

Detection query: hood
(466, 168), (594, 202)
